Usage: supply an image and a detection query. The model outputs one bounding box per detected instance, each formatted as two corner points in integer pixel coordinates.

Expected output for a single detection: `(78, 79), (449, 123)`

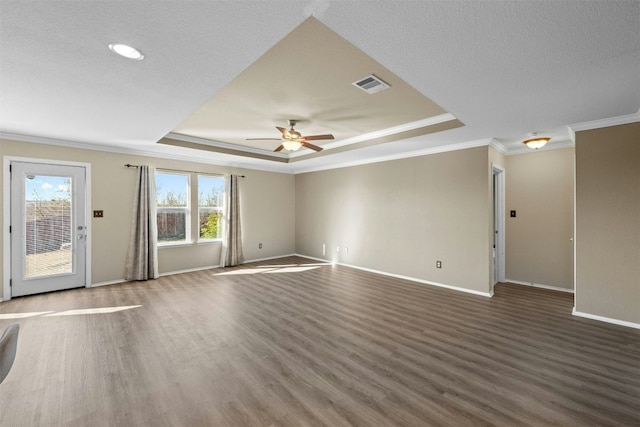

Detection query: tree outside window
(198, 175), (224, 241)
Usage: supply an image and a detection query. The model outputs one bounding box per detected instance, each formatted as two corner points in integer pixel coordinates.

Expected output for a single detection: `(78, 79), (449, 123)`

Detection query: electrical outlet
(436, 260), (442, 269)
(336, 246), (340, 253)
(93, 210), (104, 218)
(322, 244), (326, 256)
(258, 243), (262, 249)
(345, 247), (349, 254)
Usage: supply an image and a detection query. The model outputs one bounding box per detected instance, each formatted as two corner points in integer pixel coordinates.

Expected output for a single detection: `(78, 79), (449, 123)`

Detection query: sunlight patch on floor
(0, 311), (55, 319)
(215, 268), (280, 276)
(263, 266), (319, 274)
(43, 305), (142, 316)
(0, 305), (142, 319)
(214, 263), (328, 276)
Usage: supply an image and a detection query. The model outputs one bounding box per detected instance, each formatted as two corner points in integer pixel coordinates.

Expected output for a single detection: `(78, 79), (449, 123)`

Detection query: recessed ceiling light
(108, 43), (144, 60)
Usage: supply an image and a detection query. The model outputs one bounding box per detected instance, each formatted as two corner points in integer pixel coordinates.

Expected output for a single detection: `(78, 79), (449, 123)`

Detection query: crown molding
(167, 115), (459, 161)
(9, 108), (631, 177)
(289, 113), (458, 158)
(488, 139), (508, 155)
(0, 132), (293, 174)
(569, 110), (640, 132)
(291, 137), (492, 174)
(0, 130), (492, 176)
(165, 132), (289, 159)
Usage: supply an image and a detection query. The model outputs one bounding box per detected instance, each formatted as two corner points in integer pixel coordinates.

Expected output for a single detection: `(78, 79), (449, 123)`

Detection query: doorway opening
(492, 164), (506, 293)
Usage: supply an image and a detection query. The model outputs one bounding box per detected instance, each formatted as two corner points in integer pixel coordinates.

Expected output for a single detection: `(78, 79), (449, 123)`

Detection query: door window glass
(24, 175), (73, 278)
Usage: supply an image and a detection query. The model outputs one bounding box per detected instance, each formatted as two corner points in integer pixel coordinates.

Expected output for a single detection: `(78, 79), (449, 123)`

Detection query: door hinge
(9, 225), (11, 233)
(9, 164), (11, 173)
(9, 279), (12, 288)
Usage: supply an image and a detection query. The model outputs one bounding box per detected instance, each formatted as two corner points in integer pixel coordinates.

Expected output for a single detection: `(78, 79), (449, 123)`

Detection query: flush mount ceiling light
(523, 132), (550, 149)
(108, 43), (144, 60)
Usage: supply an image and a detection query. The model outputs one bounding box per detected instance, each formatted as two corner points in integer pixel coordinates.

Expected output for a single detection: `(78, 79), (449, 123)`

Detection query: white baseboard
(90, 265), (219, 286)
(85, 254), (296, 289)
(506, 279), (574, 293)
(572, 307), (640, 330)
(88, 279), (127, 288)
(295, 254), (492, 297)
(243, 253), (296, 264)
(160, 253), (298, 274)
(159, 264), (220, 277)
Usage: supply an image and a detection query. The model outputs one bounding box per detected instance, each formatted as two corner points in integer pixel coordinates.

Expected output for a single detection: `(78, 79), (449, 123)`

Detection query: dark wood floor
(1, 256), (638, 426)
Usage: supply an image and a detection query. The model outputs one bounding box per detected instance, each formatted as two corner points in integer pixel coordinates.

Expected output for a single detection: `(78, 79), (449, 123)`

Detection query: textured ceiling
(0, 1), (638, 173)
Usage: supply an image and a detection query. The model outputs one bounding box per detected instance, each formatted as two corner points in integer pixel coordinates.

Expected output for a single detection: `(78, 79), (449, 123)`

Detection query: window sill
(158, 242), (193, 249)
(157, 240), (222, 249)
(197, 239), (222, 245)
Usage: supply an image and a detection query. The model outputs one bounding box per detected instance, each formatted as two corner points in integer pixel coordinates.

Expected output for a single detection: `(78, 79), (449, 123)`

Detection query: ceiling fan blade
(301, 141), (324, 152)
(276, 126), (289, 138)
(246, 138), (281, 140)
(274, 144), (285, 152)
(302, 134), (334, 141)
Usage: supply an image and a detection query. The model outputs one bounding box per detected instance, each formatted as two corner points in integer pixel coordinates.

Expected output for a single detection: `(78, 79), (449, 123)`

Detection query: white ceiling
(1, 1), (638, 174)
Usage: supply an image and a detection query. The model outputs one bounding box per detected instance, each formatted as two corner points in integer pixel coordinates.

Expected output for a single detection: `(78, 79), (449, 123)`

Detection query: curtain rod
(124, 164), (245, 178)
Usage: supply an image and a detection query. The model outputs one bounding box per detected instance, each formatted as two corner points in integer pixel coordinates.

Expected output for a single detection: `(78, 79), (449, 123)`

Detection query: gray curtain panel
(220, 174), (244, 267)
(125, 165), (158, 280)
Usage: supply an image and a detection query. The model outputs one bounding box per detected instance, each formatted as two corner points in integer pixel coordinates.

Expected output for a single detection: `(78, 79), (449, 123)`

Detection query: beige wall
(505, 148), (574, 290)
(4, 128), (638, 327)
(295, 146), (492, 294)
(0, 138), (295, 299)
(575, 123), (640, 324)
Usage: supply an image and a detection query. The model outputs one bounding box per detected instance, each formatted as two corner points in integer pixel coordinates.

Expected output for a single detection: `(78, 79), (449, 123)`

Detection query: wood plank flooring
(1, 256), (638, 426)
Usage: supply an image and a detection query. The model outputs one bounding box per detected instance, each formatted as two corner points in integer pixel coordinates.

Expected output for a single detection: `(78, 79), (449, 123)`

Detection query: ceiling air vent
(352, 74), (390, 94)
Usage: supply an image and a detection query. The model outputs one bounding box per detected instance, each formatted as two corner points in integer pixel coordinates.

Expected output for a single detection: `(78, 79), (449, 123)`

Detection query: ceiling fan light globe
(282, 139), (303, 151)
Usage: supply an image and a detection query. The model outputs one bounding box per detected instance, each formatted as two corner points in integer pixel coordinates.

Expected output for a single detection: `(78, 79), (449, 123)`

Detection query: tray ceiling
(168, 18), (461, 159)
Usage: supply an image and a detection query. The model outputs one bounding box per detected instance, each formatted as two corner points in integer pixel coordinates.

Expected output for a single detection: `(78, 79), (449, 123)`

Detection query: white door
(10, 162), (87, 297)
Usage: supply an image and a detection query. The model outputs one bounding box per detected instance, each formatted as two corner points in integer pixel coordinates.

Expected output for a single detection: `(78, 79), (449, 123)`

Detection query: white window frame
(156, 171), (191, 246)
(197, 174), (224, 243)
